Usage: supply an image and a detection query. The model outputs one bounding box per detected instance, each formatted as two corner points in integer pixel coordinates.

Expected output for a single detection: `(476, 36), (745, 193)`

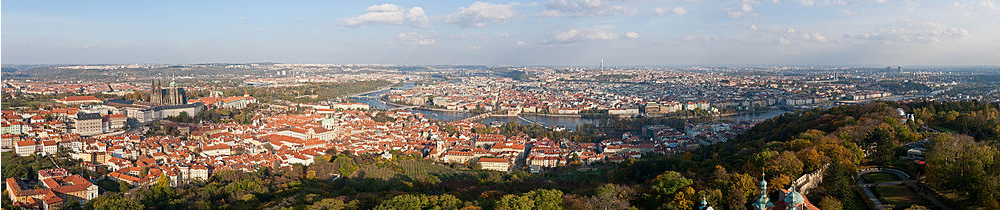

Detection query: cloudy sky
(2, 0), (998, 65)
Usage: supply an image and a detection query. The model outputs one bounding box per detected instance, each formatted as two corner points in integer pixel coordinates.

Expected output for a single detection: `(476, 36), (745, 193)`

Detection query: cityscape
(3, 1), (1000, 210)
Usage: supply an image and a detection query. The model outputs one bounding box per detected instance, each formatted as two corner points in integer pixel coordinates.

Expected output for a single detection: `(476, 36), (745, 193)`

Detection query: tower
(150, 79), (163, 104)
(600, 58), (604, 70)
(751, 173), (774, 210)
(699, 196), (714, 210)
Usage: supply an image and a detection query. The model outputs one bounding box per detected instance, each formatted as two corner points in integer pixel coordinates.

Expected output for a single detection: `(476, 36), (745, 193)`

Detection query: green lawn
(862, 172), (901, 183)
(872, 184), (932, 210)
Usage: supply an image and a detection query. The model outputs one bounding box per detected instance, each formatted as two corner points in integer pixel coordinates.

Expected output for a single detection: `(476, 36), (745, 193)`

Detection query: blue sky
(2, 0), (998, 65)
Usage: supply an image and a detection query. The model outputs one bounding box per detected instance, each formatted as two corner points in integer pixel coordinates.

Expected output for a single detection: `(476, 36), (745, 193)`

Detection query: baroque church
(699, 174), (820, 210)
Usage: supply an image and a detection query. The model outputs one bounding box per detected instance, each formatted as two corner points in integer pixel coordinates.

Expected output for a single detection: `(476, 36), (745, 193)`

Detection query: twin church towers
(150, 79), (187, 105)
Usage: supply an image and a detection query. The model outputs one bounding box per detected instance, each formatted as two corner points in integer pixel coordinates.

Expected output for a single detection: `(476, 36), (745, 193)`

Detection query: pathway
(856, 167), (950, 210)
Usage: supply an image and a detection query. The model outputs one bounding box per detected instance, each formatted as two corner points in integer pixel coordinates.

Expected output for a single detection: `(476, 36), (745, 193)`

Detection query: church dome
(783, 185), (805, 205)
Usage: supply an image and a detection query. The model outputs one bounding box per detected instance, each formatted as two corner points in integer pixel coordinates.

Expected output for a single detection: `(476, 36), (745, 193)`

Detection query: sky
(2, 0), (999, 65)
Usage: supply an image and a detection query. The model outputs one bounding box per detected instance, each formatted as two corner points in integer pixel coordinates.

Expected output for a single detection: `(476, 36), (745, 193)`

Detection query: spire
(699, 196), (714, 210)
(751, 172), (774, 210)
(169, 79), (177, 87)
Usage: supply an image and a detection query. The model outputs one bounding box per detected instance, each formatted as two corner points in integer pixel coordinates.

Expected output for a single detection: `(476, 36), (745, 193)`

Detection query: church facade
(150, 79), (186, 105)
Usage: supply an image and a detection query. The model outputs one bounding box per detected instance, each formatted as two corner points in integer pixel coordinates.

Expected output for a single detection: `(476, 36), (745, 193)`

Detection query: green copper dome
(783, 182), (805, 205)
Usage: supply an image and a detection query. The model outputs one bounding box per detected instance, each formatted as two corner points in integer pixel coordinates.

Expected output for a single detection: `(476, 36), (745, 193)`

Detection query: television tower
(600, 58), (605, 70)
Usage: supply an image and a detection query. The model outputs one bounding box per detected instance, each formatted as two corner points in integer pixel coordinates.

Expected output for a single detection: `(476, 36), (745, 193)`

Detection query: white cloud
(846, 20), (971, 44)
(341, 4), (429, 28)
(750, 24), (759, 31)
(726, 0), (758, 18)
(446, 2), (516, 27)
(406, 7), (430, 28)
(778, 28), (834, 44)
(554, 28), (620, 42)
(952, 0), (998, 17)
(796, 0), (816, 6)
(626, 32), (640, 39)
(395, 31), (437, 45)
(537, 0), (637, 17)
(655, 7), (688, 16)
(779, 37), (792, 44)
(518, 28), (636, 48)
(840, 9), (857, 16)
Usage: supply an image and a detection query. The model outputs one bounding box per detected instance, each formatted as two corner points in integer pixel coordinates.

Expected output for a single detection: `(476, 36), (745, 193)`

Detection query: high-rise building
(150, 79), (187, 105)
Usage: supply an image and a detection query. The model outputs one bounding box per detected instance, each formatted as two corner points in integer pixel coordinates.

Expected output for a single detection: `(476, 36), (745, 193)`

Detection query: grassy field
(862, 172), (901, 183)
(356, 160), (465, 182)
(873, 184), (932, 210)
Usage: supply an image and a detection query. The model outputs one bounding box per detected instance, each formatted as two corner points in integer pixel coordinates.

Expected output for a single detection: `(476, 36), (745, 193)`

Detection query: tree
(817, 196), (843, 210)
(903, 205), (930, 210)
(374, 194), (422, 210)
(651, 171), (693, 197)
(525, 189), (563, 210)
(310, 198), (346, 210)
(496, 194), (534, 210)
(668, 186), (696, 210)
(864, 128), (896, 165)
(88, 194), (145, 210)
(118, 181), (131, 192)
(925, 133), (1000, 208)
(770, 151), (804, 179)
(374, 194), (464, 210)
(589, 184), (634, 210)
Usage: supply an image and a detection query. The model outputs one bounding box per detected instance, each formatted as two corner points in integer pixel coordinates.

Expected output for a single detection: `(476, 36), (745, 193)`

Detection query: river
(350, 84), (790, 131)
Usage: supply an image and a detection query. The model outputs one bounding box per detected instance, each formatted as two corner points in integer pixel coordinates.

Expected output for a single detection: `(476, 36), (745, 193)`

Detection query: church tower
(752, 173), (774, 210)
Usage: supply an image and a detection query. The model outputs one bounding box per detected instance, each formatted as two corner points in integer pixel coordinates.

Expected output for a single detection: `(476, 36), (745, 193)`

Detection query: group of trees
(908, 101), (1000, 140)
(925, 134), (1000, 208)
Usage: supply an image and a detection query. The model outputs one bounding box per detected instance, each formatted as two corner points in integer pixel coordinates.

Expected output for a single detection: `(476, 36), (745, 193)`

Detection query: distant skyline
(3, 0), (999, 65)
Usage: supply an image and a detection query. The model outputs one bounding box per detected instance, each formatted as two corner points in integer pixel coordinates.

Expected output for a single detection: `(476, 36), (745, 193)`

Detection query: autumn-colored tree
(668, 186), (696, 210)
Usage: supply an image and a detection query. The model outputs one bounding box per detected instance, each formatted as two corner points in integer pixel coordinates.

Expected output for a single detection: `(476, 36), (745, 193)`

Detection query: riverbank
(520, 112), (582, 118)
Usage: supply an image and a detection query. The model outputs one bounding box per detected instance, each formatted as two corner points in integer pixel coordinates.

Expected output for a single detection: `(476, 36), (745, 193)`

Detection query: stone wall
(794, 163), (829, 195)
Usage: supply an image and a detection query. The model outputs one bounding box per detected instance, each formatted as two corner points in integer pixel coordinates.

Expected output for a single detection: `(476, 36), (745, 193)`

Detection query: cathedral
(150, 79), (187, 105)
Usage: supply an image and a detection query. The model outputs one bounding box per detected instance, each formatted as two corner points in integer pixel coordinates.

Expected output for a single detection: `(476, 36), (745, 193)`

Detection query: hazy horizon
(3, 0), (1000, 65)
